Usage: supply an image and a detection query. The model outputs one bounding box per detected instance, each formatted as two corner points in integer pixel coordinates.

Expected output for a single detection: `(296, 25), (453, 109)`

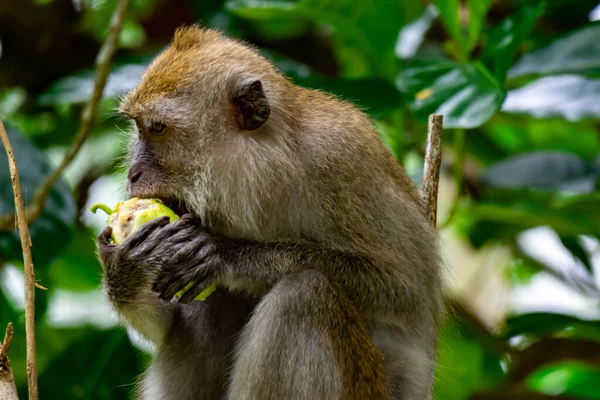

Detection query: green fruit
(90, 198), (179, 244)
(90, 198), (216, 302)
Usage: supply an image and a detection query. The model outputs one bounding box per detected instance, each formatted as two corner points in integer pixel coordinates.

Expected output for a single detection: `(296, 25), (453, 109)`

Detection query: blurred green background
(1, 0), (600, 399)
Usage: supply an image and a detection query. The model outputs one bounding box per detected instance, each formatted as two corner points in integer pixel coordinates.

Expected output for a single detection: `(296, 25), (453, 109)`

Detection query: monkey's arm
(98, 217), (195, 345)
(152, 219), (417, 318)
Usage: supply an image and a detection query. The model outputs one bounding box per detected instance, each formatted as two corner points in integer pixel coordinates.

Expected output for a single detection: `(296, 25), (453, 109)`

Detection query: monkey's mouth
(132, 194), (192, 217)
(157, 197), (192, 217)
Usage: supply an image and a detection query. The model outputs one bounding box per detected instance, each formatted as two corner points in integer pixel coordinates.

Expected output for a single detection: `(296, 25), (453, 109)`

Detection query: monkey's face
(117, 27), (276, 220)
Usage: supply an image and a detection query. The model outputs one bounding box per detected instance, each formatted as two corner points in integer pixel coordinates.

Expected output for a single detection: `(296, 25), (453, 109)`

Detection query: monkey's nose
(128, 164), (143, 184)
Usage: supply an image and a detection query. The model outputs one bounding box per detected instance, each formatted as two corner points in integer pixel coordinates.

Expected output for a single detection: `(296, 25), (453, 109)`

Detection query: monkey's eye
(149, 121), (166, 136)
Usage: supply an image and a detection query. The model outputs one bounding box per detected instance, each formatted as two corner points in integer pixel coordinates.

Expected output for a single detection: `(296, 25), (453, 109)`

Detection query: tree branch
(0, 118), (36, 399)
(0, 0), (131, 230)
(420, 114), (444, 226)
(0, 323), (18, 400)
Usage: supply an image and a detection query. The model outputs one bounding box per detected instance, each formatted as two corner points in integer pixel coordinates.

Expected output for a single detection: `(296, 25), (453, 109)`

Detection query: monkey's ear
(233, 78), (270, 131)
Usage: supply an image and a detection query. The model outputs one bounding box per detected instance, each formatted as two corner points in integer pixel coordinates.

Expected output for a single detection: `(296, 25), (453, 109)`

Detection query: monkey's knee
(228, 269), (389, 400)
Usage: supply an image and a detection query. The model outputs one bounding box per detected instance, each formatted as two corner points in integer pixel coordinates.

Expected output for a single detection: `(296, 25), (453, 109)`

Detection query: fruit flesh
(90, 198), (216, 301)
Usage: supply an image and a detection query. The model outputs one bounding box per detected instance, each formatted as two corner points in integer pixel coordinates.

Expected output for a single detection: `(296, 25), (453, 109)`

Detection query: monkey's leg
(227, 269), (390, 400)
(139, 290), (256, 400)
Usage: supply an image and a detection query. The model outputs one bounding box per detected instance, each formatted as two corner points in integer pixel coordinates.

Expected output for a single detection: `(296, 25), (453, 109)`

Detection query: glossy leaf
(395, 5), (439, 59)
(0, 129), (76, 268)
(397, 60), (505, 128)
(504, 312), (600, 341)
(481, 1), (545, 81)
(526, 362), (600, 399)
(481, 151), (593, 190)
(559, 236), (593, 273)
(502, 75), (600, 121)
(484, 116), (600, 161)
(509, 23), (600, 78)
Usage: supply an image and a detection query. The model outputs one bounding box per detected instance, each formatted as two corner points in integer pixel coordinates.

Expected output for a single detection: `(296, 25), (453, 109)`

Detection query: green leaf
(0, 130), (76, 268)
(38, 328), (144, 399)
(527, 361), (600, 399)
(509, 23), (600, 78)
(480, 151), (593, 190)
(504, 313), (600, 342)
(465, 0), (492, 53)
(470, 202), (600, 238)
(432, 0), (464, 54)
(559, 236), (594, 273)
(502, 75), (600, 121)
(433, 0), (492, 58)
(483, 116), (600, 161)
(48, 227), (103, 291)
(506, 258), (543, 285)
(227, 0), (419, 78)
(0, 87), (27, 118)
(480, 0), (545, 81)
(395, 5), (439, 59)
(397, 60), (505, 128)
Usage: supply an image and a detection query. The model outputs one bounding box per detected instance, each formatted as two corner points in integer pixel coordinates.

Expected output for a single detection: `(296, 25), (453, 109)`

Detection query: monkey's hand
(98, 215), (199, 303)
(151, 215), (243, 303)
(98, 216), (202, 345)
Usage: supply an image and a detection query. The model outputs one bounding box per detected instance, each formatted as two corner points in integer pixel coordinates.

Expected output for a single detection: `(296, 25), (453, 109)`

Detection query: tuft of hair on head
(172, 24), (223, 51)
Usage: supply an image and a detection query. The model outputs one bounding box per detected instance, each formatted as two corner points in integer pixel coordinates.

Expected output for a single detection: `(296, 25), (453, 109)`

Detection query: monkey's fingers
(155, 257), (219, 301)
(122, 216), (171, 252)
(167, 236), (212, 266)
(178, 277), (216, 304)
(152, 238), (212, 293)
(98, 227), (117, 260)
(148, 217), (199, 245)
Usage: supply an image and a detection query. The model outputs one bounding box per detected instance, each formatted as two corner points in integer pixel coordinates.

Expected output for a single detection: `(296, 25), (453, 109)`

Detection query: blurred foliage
(1, 0), (600, 399)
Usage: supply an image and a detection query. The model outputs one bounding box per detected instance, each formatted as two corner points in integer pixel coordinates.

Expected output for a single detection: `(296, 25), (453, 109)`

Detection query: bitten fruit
(90, 198), (216, 301)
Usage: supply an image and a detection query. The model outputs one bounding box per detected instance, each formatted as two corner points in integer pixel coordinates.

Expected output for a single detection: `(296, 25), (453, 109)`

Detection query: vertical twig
(0, 119), (36, 399)
(0, 323), (18, 400)
(0, 0), (131, 230)
(421, 114), (444, 226)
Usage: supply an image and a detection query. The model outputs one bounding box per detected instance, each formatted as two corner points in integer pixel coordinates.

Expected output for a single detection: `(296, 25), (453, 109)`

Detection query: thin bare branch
(0, 323), (14, 361)
(0, 323), (18, 400)
(0, 0), (131, 230)
(420, 114), (444, 227)
(0, 119), (37, 399)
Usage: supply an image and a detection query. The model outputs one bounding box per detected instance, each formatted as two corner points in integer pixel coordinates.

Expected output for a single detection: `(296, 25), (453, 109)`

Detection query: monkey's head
(118, 26), (296, 226)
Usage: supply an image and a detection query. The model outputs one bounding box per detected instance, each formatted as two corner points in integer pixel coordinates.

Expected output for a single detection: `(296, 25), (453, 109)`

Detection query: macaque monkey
(97, 25), (443, 400)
